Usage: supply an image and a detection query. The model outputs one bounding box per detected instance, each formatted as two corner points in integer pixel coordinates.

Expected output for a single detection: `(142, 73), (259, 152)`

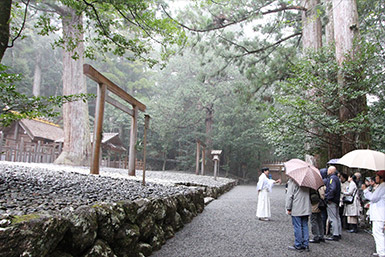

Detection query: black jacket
(325, 173), (341, 204)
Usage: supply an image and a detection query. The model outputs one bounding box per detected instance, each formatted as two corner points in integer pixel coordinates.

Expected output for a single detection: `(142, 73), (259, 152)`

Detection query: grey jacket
(285, 179), (312, 216)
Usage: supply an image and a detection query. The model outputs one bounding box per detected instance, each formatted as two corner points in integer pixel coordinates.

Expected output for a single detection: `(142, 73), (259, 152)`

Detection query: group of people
(255, 166), (385, 256)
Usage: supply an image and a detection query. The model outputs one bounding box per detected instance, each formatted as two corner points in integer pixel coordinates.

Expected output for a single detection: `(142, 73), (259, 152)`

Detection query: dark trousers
(320, 207), (328, 235)
(339, 205), (348, 229)
(311, 212), (325, 240)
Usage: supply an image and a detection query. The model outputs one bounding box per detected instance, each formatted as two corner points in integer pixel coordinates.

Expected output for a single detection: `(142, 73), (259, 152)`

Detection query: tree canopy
(1, 0), (385, 176)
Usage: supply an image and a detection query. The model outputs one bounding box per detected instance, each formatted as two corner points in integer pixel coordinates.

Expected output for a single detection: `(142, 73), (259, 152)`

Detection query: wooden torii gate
(84, 64), (146, 176)
(195, 139), (206, 175)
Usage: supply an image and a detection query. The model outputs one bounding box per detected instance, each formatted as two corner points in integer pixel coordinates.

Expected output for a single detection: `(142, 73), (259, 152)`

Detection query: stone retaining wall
(0, 181), (237, 257)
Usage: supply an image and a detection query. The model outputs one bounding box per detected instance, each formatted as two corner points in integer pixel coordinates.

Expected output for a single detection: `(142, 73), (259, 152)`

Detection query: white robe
(256, 173), (275, 218)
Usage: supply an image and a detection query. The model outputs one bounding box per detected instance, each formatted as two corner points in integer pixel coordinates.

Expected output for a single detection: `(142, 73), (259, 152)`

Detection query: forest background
(0, 0), (384, 180)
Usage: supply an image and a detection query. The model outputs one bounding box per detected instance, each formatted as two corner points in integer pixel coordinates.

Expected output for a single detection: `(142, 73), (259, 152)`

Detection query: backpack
(310, 189), (321, 204)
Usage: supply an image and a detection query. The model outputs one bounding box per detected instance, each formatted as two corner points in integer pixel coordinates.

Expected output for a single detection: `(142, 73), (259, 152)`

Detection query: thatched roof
(95, 133), (127, 153)
(56, 132), (127, 153)
(19, 119), (64, 142)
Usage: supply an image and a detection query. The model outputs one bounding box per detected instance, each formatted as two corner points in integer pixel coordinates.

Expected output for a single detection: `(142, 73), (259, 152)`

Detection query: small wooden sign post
(142, 114), (150, 186)
(211, 150), (222, 180)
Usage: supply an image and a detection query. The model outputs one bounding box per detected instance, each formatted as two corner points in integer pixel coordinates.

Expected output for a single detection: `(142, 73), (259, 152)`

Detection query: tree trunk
(0, 0), (12, 62)
(333, 0), (359, 65)
(162, 152), (167, 171)
(32, 51), (42, 96)
(55, 9), (91, 166)
(322, 0), (341, 160)
(302, 0), (322, 162)
(332, 0), (370, 154)
(205, 104), (214, 171)
(324, 0), (334, 45)
(301, 0), (322, 50)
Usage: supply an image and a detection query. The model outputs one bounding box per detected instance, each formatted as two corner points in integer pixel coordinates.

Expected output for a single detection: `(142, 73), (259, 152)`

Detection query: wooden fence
(0, 137), (62, 163)
(100, 158), (144, 170)
(0, 136), (145, 170)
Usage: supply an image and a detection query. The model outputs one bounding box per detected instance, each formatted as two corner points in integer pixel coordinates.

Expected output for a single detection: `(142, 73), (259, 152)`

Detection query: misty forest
(1, 0), (384, 180)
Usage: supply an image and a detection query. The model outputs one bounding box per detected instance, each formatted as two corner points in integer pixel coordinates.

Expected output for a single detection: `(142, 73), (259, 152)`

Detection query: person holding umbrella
(362, 170), (385, 257)
(284, 159), (324, 252)
(285, 178), (312, 252)
(256, 167), (281, 221)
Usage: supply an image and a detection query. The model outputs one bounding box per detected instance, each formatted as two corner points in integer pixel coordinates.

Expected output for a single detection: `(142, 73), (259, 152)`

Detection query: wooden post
(195, 141), (200, 175)
(201, 147), (205, 175)
(128, 106), (138, 176)
(50, 145), (55, 163)
(32, 143), (37, 163)
(142, 114), (150, 185)
(91, 83), (107, 175)
(35, 141), (41, 162)
(20, 137), (24, 162)
(16, 142), (21, 162)
(13, 122), (19, 140)
(26, 144), (30, 163)
(5, 140), (11, 161)
(84, 64), (146, 176)
(213, 159), (218, 180)
(0, 132), (3, 160)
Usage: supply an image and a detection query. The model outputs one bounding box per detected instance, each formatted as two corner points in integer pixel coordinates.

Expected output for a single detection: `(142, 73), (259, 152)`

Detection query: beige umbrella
(284, 159), (324, 190)
(336, 149), (385, 171)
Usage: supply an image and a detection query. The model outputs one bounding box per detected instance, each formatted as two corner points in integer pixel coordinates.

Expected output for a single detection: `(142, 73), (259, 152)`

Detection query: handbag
(342, 188), (357, 205)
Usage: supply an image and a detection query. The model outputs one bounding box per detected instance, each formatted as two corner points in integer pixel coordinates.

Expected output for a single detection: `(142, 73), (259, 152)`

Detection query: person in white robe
(256, 167), (281, 221)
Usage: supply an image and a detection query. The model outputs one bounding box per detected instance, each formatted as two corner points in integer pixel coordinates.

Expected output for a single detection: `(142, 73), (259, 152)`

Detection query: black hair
(351, 174), (359, 186)
(261, 167), (269, 172)
(340, 173), (348, 181)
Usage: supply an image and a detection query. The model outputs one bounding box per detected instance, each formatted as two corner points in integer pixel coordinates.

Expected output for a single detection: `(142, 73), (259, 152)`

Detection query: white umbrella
(336, 149), (385, 171)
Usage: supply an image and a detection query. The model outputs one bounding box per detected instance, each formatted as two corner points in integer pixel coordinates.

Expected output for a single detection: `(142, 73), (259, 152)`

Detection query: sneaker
(325, 236), (339, 241)
(302, 246), (310, 252)
(372, 253), (379, 256)
(288, 246), (303, 252)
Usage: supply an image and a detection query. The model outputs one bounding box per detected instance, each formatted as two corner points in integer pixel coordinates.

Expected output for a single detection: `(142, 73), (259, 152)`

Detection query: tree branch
(125, 7), (165, 45)
(220, 32), (301, 57)
(82, 0), (127, 49)
(161, 4), (306, 33)
(9, 0), (30, 48)
(271, 110), (341, 148)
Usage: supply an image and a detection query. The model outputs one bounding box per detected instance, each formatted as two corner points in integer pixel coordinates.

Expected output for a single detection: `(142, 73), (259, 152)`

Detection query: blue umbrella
(327, 158), (340, 165)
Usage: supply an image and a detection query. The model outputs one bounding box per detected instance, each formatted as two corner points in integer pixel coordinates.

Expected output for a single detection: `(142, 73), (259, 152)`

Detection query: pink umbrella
(284, 159), (324, 190)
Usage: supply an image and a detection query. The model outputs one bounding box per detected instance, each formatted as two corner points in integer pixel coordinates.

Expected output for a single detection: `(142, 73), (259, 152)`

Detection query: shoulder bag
(342, 188), (357, 205)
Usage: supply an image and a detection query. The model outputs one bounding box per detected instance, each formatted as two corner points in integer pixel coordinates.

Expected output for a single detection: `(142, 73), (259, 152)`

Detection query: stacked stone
(0, 163), (237, 256)
(0, 189), (204, 257)
(0, 165), (193, 216)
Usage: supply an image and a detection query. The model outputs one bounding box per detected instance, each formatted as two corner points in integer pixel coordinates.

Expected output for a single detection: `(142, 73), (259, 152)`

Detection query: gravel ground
(152, 185), (376, 257)
(0, 161), (234, 216)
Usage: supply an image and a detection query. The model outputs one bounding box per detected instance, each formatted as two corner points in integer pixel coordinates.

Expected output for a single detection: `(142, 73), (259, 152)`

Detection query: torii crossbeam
(84, 64), (146, 176)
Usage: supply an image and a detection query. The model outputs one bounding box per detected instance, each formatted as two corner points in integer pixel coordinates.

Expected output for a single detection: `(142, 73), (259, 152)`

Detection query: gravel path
(0, 161), (234, 216)
(152, 185), (376, 257)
